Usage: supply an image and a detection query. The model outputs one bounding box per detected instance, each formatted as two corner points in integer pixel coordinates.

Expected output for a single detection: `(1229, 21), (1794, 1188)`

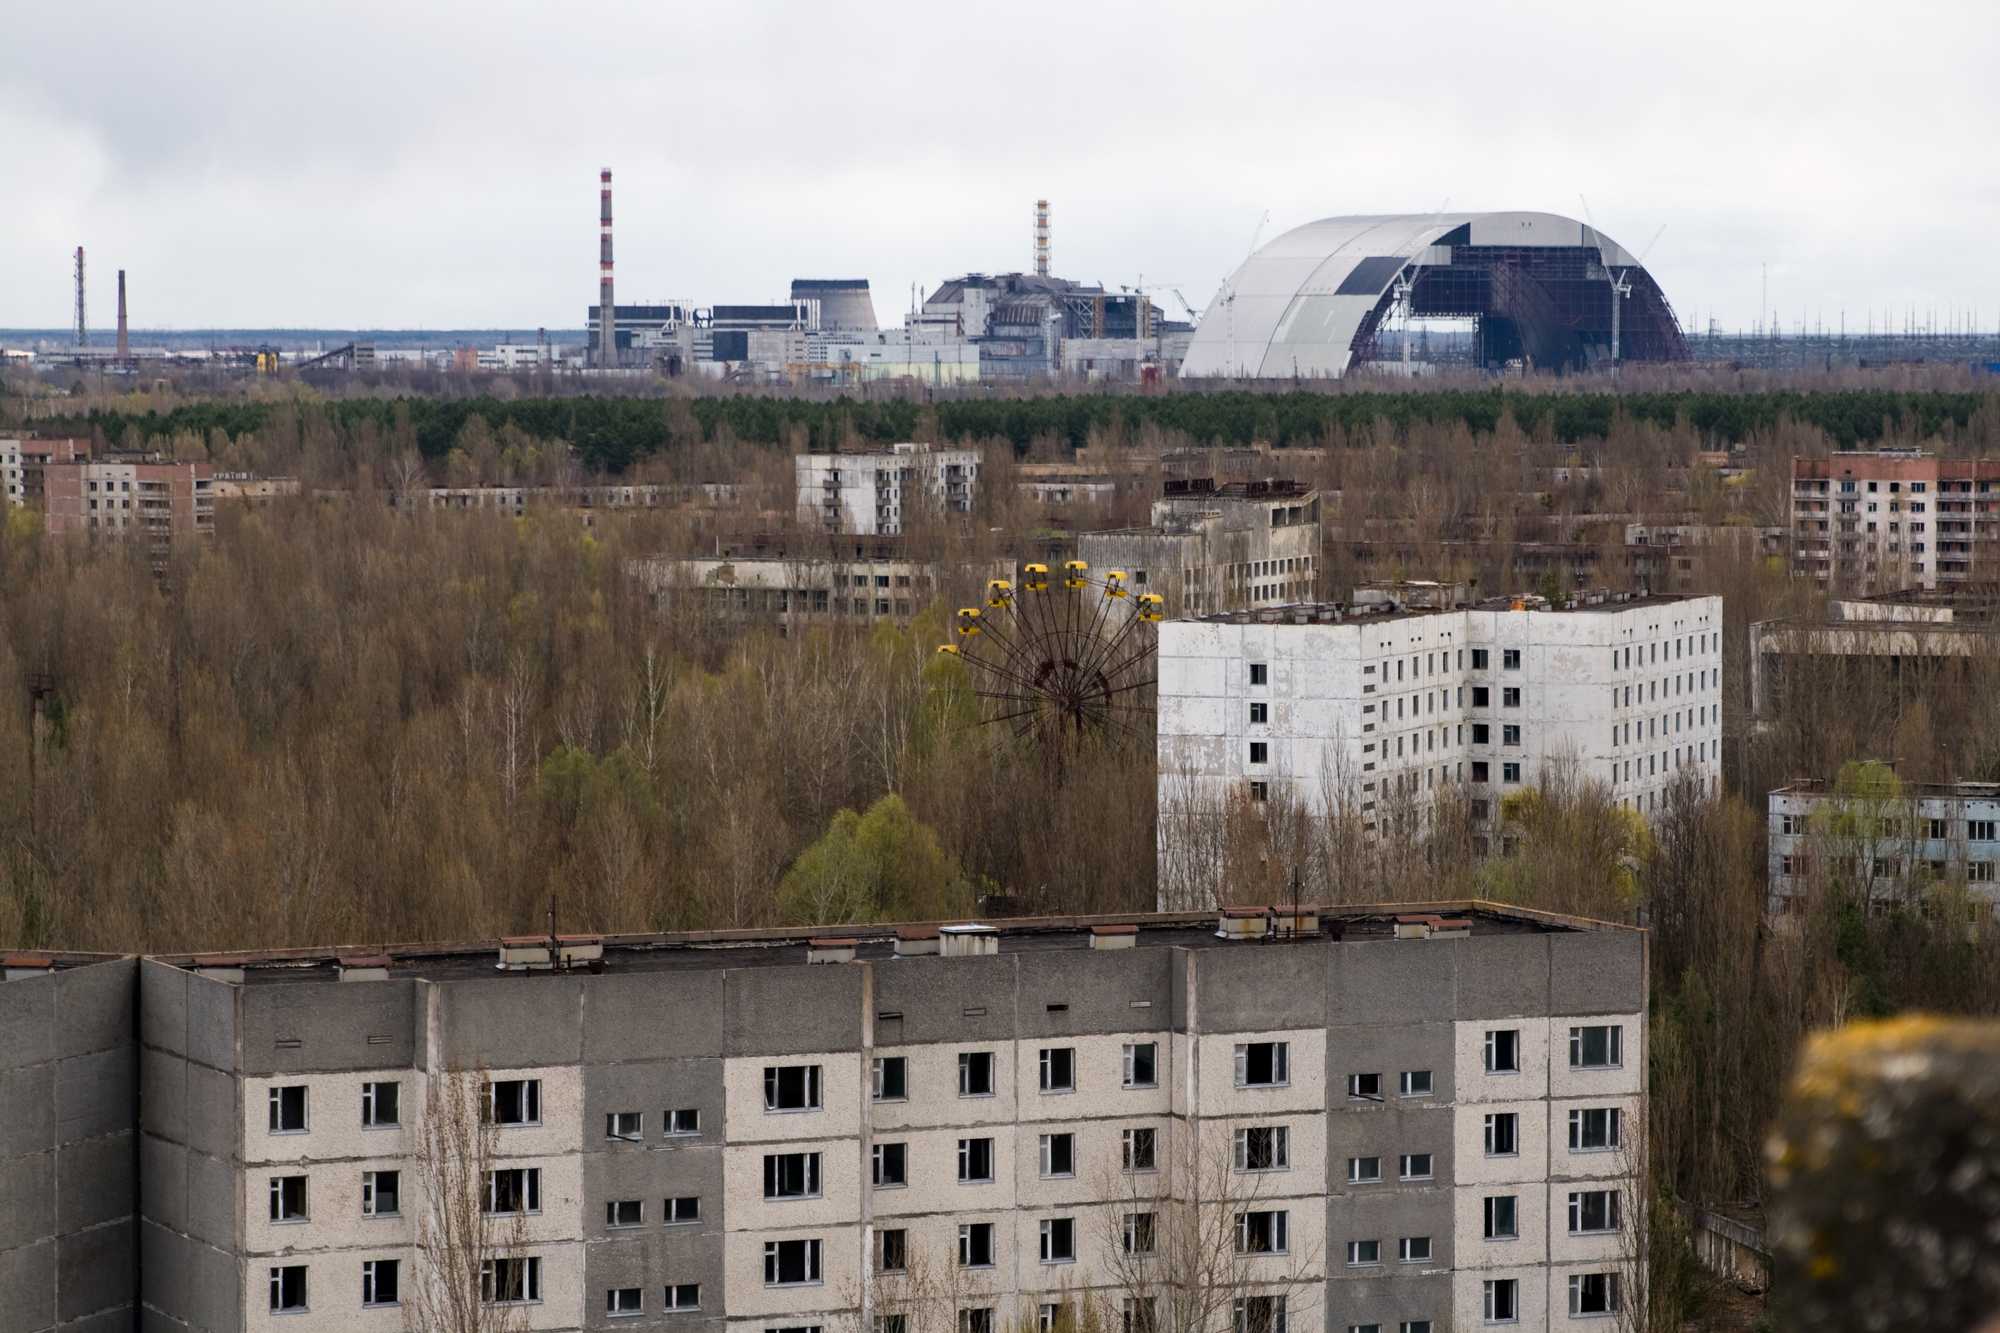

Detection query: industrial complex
(13, 187), (1730, 384)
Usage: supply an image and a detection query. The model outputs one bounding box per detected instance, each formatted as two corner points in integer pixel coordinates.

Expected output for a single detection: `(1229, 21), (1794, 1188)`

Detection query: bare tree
(1092, 1126), (1321, 1333)
(407, 1064), (529, 1333)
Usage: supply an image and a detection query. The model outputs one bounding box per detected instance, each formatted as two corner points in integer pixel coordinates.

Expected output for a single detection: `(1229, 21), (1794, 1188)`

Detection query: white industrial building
(1157, 591), (1722, 841)
(797, 444), (982, 536)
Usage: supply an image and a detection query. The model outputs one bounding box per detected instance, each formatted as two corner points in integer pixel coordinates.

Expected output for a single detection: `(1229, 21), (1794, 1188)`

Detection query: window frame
(486, 1079), (541, 1127)
(607, 1110), (645, 1142)
(361, 1170), (400, 1218)
(1235, 1209), (1289, 1255)
(1344, 1238), (1380, 1267)
(1346, 1155), (1381, 1184)
(606, 1199), (645, 1229)
(958, 1222), (996, 1268)
(1234, 1041), (1289, 1088)
(1483, 1112), (1519, 1157)
(268, 1085), (309, 1134)
(764, 1065), (823, 1113)
(763, 1238), (825, 1287)
(1484, 1029), (1520, 1074)
(1398, 1152), (1433, 1181)
(1399, 1070), (1433, 1097)
(1568, 1107), (1622, 1152)
(1122, 1126), (1158, 1172)
(1039, 1216), (1077, 1264)
(361, 1081), (399, 1128)
(1038, 1132), (1076, 1179)
(872, 1056), (908, 1102)
(1483, 1195), (1518, 1240)
(268, 1264), (309, 1313)
(1568, 1025), (1623, 1070)
(872, 1142), (907, 1188)
(1234, 1125), (1289, 1172)
(1122, 1042), (1158, 1088)
(362, 1257), (399, 1307)
(1038, 1047), (1076, 1094)
(959, 1051), (996, 1097)
(958, 1136), (995, 1184)
(1397, 1236), (1432, 1263)
(763, 1151), (823, 1200)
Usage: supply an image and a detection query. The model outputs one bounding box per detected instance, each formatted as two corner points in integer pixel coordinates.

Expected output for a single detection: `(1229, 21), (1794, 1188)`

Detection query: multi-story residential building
(1079, 481), (1322, 618)
(1, 435), (90, 507)
(0, 902), (1645, 1331)
(1157, 591), (1722, 844)
(632, 535), (971, 624)
(1790, 450), (2000, 593)
(797, 445), (983, 536)
(1746, 586), (1998, 720)
(1766, 778), (2000, 923)
(42, 454), (215, 564)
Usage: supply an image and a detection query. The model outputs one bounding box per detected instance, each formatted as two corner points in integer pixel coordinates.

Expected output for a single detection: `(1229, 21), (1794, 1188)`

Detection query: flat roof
(145, 901), (1630, 987)
(1185, 592), (1707, 627)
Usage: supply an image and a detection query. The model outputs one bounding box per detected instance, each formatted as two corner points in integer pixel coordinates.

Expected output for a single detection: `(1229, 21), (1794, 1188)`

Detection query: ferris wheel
(938, 561), (1161, 751)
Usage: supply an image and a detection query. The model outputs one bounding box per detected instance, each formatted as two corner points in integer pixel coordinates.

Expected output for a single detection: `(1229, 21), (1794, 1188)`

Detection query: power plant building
(1, 905), (1648, 1332)
(1179, 212), (1687, 379)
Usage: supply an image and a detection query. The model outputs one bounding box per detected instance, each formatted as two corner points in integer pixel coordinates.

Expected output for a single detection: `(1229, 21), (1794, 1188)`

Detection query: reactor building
(1179, 211), (1688, 379)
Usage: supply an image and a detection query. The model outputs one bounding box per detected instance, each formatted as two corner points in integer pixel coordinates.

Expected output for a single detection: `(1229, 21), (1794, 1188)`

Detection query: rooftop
(131, 901), (1628, 987)
(1186, 590), (1705, 626)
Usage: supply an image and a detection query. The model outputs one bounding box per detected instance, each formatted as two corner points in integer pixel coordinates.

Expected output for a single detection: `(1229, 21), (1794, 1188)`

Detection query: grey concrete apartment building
(1, 905), (1643, 1333)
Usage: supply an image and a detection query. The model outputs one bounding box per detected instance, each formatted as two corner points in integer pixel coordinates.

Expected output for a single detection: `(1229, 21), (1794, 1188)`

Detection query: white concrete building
(1157, 591), (1723, 839)
(797, 444), (982, 535)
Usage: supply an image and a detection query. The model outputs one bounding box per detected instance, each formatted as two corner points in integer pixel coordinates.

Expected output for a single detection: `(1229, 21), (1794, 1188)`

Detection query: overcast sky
(5, 0), (1996, 336)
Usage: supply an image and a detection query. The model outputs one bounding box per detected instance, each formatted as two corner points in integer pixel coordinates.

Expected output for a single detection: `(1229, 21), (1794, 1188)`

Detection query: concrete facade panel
(1007, 948), (1173, 1040)
(1328, 939), (1456, 1025)
(54, 958), (137, 1062)
(58, 1045), (136, 1146)
(437, 975), (587, 1069)
(184, 974), (237, 1074)
(0, 976), (55, 1069)
(0, 1064), (56, 1157)
(239, 980), (422, 1076)
(140, 1136), (186, 1233)
(584, 1058), (723, 1157)
(138, 961), (188, 1059)
(1548, 931), (1645, 1017)
(1453, 935), (1551, 1021)
(0, 1151), (56, 1250)
(56, 1218), (135, 1322)
(870, 954), (1018, 1047)
(584, 971), (726, 1063)
(1190, 945), (1327, 1034)
(1324, 1270), (1451, 1333)
(138, 1047), (187, 1146)
(182, 1147), (240, 1253)
(726, 965), (864, 1058)
(56, 1132), (135, 1233)
(184, 1062), (238, 1164)
(0, 1240), (55, 1333)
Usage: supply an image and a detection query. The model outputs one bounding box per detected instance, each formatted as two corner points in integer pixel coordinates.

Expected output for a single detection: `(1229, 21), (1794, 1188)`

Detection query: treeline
(24, 386), (2000, 474)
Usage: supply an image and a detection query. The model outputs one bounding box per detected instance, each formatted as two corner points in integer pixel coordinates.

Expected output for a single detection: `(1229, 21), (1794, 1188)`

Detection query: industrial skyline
(2, 2), (1996, 336)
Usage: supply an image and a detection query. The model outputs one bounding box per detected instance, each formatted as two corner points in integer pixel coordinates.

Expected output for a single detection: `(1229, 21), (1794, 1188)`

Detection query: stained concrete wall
(0, 956), (138, 1333)
(138, 959), (244, 1333)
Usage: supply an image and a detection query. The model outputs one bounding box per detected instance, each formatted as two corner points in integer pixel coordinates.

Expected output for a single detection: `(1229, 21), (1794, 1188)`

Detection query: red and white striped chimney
(599, 169), (615, 368)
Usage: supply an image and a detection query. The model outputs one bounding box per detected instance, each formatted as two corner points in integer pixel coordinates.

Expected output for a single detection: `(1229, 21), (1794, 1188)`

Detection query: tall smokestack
(599, 169), (615, 369)
(117, 270), (129, 362)
(73, 247), (87, 348)
(1034, 200), (1050, 277)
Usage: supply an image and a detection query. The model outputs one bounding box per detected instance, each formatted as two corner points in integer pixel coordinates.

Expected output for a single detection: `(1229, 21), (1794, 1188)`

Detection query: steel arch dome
(1179, 211), (1687, 378)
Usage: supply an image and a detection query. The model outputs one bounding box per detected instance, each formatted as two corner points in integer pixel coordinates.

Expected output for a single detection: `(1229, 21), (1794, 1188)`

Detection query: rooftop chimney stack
(1035, 200), (1050, 277)
(598, 169), (615, 369)
(117, 270), (129, 363)
(73, 247), (86, 349)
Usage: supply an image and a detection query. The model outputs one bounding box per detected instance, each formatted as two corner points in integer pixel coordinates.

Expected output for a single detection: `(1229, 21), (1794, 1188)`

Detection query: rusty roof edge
(137, 899), (1636, 970)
